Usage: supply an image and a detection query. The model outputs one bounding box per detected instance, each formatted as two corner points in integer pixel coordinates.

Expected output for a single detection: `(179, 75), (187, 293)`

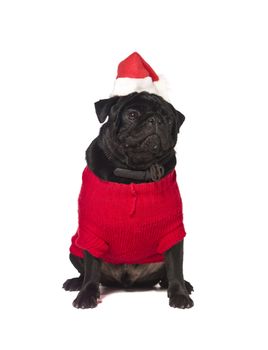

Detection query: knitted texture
(70, 167), (186, 264)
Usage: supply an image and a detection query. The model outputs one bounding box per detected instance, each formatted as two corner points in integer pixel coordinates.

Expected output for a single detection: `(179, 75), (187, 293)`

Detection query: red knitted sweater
(70, 166), (186, 264)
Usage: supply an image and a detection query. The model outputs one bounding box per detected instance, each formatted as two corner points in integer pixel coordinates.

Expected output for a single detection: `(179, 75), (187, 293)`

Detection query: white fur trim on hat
(111, 76), (169, 101)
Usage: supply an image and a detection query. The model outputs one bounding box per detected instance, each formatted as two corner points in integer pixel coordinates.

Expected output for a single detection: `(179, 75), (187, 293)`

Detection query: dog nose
(148, 117), (162, 125)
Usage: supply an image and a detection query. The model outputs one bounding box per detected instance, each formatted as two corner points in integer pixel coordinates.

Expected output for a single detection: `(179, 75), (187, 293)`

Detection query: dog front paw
(169, 294), (194, 309)
(168, 283), (194, 309)
(72, 283), (100, 309)
(63, 276), (83, 291)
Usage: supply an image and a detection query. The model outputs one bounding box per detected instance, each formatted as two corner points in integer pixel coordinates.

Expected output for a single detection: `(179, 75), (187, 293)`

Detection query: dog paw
(168, 283), (194, 309)
(72, 284), (100, 309)
(169, 294), (194, 309)
(62, 277), (83, 291)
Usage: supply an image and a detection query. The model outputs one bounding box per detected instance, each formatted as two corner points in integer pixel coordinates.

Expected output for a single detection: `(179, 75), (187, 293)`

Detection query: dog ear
(165, 100), (185, 133)
(94, 96), (120, 123)
(175, 109), (185, 133)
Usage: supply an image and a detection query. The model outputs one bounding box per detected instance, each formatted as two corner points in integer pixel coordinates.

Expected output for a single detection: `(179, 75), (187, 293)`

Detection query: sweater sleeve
(157, 229), (186, 254)
(157, 184), (187, 254)
(157, 219), (186, 254)
(74, 167), (109, 258)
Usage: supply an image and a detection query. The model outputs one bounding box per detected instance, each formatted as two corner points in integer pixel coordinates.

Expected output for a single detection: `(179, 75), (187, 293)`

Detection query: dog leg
(72, 250), (102, 309)
(159, 266), (194, 294)
(164, 240), (194, 309)
(62, 254), (84, 291)
(159, 277), (194, 294)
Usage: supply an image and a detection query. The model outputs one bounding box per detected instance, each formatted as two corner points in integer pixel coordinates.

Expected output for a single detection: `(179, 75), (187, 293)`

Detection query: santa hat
(111, 52), (169, 101)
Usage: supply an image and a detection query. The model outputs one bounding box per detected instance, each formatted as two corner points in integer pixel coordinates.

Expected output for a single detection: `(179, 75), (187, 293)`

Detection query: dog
(63, 91), (194, 309)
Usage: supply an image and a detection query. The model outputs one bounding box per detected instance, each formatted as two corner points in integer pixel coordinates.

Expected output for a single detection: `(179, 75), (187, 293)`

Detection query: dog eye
(127, 111), (139, 119)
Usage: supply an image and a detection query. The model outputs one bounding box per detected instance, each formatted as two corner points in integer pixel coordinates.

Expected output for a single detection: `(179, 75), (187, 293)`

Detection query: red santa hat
(111, 52), (169, 101)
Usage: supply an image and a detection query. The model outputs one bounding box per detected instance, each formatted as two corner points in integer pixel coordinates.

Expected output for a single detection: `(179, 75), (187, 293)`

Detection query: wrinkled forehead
(120, 94), (171, 115)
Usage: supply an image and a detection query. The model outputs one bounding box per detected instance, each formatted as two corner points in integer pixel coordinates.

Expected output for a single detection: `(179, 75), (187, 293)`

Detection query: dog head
(95, 92), (185, 170)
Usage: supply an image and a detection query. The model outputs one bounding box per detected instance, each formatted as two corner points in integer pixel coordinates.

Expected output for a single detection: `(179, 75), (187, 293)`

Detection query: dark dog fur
(63, 92), (194, 309)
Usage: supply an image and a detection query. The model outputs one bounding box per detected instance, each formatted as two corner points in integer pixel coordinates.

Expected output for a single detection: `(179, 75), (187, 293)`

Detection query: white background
(0, 0), (268, 349)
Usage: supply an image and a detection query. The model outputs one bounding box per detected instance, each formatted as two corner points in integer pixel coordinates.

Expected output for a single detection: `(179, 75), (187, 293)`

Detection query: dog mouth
(140, 134), (161, 153)
(109, 131), (174, 170)
(124, 133), (162, 154)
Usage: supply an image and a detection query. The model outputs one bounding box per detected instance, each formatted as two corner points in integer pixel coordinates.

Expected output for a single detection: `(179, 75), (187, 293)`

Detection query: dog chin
(123, 149), (170, 170)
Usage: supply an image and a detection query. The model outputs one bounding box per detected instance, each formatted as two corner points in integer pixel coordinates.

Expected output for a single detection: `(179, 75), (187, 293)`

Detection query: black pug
(63, 91), (194, 309)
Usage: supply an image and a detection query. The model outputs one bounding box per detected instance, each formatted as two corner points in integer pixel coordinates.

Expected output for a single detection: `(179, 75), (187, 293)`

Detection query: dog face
(95, 92), (185, 169)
